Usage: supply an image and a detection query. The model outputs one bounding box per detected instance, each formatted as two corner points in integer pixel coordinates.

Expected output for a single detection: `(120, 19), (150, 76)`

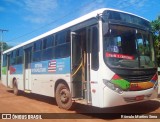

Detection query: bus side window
(16, 48), (23, 64)
(34, 40), (42, 52)
(66, 30), (71, 43)
(55, 43), (70, 59)
(43, 35), (54, 49)
(11, 51), (16, 65)
(32, 40), (42, 62)
(54, 29), (71, 59)
(2, 54), (7, 67)
(42, 47), (54, 60)
(91, 26), (99, 70)
(55, 30), (70, 45)
(42, 35), (54, 60)
(55, 31), (66, 45)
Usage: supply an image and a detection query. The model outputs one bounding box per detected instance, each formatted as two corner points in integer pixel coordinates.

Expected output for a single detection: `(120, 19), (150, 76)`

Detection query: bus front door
(24, 48), (32, 90)
(71, 25), (99, 104)
(71, 31), (83, 98)
(71, 28), (91, 103)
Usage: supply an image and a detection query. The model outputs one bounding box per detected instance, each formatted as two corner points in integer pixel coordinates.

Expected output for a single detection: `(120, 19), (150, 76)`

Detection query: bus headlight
(103, 79), (123, 94)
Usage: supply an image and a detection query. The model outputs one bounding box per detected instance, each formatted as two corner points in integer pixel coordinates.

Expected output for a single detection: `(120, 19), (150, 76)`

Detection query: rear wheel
(13, 79), (19, 95)
(55, 83), (73, 110)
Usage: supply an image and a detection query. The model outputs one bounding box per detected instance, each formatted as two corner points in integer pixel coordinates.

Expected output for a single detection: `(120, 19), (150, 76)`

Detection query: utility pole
(0, 29), (8, 80)
(0, 29), (8, 54)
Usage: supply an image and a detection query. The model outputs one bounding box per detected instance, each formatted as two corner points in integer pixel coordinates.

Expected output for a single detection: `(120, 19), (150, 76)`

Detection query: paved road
(0, 82), (159, 122)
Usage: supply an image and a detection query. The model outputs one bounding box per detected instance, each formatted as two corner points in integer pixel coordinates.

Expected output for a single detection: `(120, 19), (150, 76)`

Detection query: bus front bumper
(103, 86), (158, 108)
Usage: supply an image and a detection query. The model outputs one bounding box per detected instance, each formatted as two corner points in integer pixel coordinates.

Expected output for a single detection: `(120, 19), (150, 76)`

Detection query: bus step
(24, 90), (31, 93)
(73, 99), (92, 105)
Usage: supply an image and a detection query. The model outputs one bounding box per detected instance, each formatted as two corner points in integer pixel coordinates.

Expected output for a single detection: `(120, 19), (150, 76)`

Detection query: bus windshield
(103, 25), (156, 69)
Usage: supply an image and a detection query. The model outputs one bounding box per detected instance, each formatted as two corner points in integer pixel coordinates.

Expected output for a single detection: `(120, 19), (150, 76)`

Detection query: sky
(0, 0), (160, 46)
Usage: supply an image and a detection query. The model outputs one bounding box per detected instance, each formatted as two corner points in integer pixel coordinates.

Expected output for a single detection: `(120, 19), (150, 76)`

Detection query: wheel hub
(60, 89), (69, 103)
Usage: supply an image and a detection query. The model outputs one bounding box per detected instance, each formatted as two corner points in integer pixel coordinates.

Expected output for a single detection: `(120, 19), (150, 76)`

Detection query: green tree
(0, 42), (12, 51)
(0, 42), (12, 66)
(151, 16), (160, 66)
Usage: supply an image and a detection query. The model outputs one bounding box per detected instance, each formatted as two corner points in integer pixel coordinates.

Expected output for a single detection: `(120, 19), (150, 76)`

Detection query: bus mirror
(71, 32), (77, 35)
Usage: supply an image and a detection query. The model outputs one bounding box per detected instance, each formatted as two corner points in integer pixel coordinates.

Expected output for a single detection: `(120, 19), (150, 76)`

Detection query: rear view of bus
(101, 10), (158, 107)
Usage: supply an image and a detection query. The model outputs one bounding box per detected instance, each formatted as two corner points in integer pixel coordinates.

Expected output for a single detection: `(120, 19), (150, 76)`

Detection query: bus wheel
(55, 83), (72, 110)
(13, 79), (19, 95)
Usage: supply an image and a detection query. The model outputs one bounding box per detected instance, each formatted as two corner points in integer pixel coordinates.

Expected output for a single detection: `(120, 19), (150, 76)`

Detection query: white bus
(1, 8), (158, 110)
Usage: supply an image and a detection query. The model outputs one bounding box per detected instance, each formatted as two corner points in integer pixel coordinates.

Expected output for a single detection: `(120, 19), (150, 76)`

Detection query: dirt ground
(0, 82), (159, 122)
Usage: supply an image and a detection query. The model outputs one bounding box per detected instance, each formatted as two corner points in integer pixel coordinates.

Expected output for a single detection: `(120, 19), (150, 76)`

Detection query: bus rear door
(24, 48), (32, 90)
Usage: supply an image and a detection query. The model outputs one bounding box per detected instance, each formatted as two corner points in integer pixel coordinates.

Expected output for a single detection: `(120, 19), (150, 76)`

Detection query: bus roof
(3, 8), (149, 54)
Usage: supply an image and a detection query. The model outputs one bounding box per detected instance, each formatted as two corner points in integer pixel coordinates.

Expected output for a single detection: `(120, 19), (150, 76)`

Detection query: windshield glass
(103, 25), (156, 69)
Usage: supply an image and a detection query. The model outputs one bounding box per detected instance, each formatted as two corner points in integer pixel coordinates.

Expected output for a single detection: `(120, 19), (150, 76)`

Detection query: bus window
(16, 48), (23, 64)
(11, 51), (16, 65)
(32, 51), (42, 62)
(34, 40), (42, 52)
(66, 30), (71, 43)
(43, 38), (48, 49)
(55, 30), (70, 45)
(33, 40), (42, 62)
(91, 26), (99, 70)
(42, 47), (54, 60)
(43, 35), (54, 49)
(42, 35), (54, 60)
(55, 31), (66, 45)
(55, 43), (70, 59)
(47, 35), (54, 47)
(2, 54), (7, 67)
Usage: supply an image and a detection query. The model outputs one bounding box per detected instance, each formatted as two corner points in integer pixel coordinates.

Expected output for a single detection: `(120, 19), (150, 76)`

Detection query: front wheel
(55, 83), (73, 110)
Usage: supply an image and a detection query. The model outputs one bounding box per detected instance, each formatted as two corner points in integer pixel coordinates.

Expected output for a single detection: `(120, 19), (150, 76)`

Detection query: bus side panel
(30, 57), (71, 97)
(90, 61), (115, 108)
(10, 74), (24, 90)
(1, 66), (7, 86)
(31, 74), (71, 97)
(8, 64), (24, 89)
(8, 70), (12, 88)
(90, 70), (100, 106)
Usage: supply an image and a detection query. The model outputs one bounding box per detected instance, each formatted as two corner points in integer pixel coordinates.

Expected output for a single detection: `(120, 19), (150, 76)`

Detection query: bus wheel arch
(12, 78), (19, 95)
(54, 79), (73, 110)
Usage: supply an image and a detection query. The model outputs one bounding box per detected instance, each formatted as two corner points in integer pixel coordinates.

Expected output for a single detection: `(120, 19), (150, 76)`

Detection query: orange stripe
(130, 82), (154, 90)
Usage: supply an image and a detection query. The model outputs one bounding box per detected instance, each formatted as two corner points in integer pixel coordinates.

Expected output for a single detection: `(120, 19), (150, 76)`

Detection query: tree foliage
(0, 42), (12, 51)
(0, 42), (12, 63)
(151, 16), (160, 66)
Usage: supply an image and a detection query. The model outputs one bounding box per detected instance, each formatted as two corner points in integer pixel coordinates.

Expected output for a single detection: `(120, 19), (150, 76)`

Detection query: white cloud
(24, 15), (48, 24)
(79, 0), (106, 16)
(24, 0), (57, 16)
(6, 0), (58, 24)
(23, 0), (58, 24)
(117, 0), (147, 9)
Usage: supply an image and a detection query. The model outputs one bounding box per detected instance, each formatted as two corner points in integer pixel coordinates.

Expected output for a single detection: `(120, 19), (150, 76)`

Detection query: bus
(1, 8), (158, 110)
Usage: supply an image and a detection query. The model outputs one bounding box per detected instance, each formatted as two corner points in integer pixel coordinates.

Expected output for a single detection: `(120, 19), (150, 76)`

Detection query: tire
(13, 79), (19, 95)
(55, 83), (73, 110)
